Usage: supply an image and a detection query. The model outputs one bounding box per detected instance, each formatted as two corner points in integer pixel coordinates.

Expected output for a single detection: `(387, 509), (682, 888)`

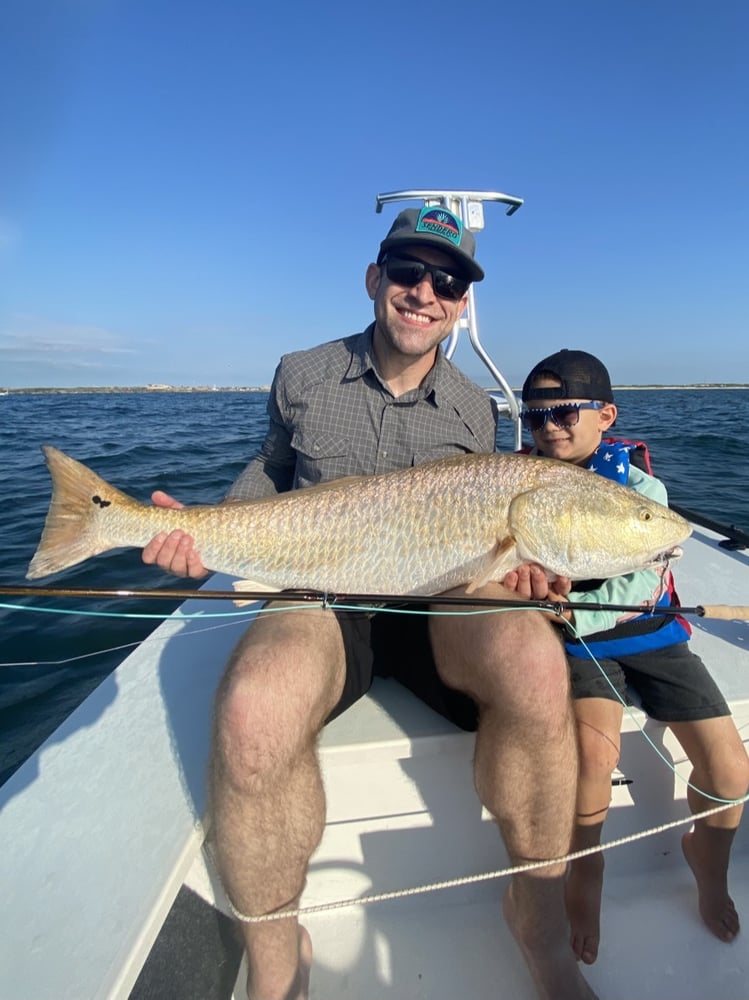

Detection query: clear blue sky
(2, 0), (747, 389)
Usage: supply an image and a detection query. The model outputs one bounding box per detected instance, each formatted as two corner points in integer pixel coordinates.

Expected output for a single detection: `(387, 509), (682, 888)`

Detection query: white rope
(219, 794), (748, 924)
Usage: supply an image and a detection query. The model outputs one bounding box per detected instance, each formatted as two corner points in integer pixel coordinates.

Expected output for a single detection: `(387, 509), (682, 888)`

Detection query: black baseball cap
(377, 206), (484, 282)
(522, 349), (614, 403)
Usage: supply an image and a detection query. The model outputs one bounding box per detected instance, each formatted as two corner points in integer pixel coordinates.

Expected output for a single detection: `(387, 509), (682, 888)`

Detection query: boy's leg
(566, 697), (623, 965)
(669, 717), (749, 942)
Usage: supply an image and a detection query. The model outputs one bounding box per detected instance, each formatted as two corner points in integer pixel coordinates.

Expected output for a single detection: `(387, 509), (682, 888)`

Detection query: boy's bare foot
(682, 830), (740, 942)
(247, 925), (313, 1000)
(504, 881), (600, 999)
(566, 854), (604, 964)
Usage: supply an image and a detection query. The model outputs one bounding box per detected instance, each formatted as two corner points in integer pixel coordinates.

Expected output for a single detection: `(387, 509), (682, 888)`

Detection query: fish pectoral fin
(232, 578), (279, 607)
(465, 536), (518, 594)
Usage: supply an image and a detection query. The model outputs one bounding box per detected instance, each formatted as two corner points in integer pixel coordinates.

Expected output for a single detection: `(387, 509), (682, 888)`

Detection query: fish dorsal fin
(465, 536), (518, 594)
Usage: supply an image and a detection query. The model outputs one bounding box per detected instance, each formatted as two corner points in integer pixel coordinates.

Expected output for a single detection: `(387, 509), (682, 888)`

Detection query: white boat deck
(301, 698), (749, 1000)
(0, 522), (747, 999)
(302, 858), (749, 1000)
(223, 687), (749, 1000)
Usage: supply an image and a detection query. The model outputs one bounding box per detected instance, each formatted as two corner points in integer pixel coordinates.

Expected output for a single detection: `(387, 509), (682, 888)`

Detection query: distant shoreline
(0, 385), (272, 395)
(2, 384), (748, 395)
(521, 384), (749, 392)
(610, 384), (749, 391)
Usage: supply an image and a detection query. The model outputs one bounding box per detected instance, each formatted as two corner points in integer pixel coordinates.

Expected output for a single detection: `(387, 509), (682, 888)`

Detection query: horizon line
(2, 383), (749, 395)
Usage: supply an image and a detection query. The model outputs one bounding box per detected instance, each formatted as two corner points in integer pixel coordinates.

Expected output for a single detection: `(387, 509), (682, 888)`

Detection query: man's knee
(212, 661), (298, 792)
(212, 617), (346, 789)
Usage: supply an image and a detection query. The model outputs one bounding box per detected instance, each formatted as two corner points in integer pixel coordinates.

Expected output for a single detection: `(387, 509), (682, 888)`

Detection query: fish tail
(26, 445), (136, 580)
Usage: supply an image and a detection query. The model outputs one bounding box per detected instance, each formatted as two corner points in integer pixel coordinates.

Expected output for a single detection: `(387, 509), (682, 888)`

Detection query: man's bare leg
(430, 584), (598, 1000)
(209, 607), (347, 1000)
(671, 718), (749, 942)
(565, 701), (623, 964)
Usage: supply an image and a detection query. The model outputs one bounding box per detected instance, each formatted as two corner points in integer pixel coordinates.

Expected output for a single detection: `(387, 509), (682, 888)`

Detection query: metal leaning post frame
(375, 188), (525, 450)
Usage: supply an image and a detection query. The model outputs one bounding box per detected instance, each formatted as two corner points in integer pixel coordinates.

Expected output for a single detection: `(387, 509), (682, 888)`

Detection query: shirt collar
(346, 324), (378, 380)
(346, 323), (445, 405)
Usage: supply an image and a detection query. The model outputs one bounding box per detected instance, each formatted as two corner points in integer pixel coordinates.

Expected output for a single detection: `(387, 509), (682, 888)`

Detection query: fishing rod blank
(1, 585), (747, 620)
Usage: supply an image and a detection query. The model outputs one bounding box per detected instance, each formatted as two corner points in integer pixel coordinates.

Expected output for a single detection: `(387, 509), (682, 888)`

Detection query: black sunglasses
(382, 254), (470, 302)
(521, 401), (604, 432)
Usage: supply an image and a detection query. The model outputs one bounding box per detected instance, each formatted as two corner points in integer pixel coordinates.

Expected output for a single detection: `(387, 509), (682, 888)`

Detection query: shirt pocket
(290, 428), (352, 486)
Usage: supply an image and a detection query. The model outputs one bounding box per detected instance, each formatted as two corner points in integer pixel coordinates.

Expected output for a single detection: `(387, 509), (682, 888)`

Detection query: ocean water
(1, 388), (748, 785)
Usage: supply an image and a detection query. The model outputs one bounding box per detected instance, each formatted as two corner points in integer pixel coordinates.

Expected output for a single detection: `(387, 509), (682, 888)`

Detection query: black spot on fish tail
(27, 445), (135, 579)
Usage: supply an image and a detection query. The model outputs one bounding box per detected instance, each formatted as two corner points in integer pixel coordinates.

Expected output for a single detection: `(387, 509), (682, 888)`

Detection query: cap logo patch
(415, 206), (462, 247)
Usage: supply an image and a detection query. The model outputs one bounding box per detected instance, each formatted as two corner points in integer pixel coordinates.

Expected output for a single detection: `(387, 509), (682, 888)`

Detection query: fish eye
(640, 509), (653, 522)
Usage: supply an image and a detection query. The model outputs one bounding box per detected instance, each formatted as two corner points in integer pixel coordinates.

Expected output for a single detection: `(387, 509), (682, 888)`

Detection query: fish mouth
(653, 546), (684, 565)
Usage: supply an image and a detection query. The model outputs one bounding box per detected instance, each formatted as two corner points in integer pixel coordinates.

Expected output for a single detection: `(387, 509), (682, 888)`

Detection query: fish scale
(26, 446), (692, 595)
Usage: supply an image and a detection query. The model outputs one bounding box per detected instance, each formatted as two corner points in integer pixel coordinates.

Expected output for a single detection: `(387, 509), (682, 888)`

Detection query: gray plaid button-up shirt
(226, 324), (498, 500)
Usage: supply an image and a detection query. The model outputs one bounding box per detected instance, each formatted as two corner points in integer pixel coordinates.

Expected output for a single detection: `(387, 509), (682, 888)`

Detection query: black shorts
(568, 642), (730, 723)
(326, 606), (479, 732)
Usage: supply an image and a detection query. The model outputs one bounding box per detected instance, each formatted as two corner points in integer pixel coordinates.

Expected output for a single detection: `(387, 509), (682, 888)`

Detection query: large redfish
(27, 446), (691, 594)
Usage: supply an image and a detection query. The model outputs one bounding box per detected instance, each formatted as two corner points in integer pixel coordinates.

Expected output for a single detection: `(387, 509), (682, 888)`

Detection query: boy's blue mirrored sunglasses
(382, 254), (470, 301)
(521, 401), (604, 432)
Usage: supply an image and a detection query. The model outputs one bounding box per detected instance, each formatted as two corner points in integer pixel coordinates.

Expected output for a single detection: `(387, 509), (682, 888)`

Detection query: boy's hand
(503, 564), (571, 599)
(502, 565), (574, 623)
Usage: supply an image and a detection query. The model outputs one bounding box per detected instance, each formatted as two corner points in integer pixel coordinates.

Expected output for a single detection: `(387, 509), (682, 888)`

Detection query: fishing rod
(669, 503), (749, 551)
(1, 585), (747, 620)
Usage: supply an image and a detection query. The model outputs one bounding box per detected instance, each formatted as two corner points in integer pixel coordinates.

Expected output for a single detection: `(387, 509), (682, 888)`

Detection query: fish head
(508, 473), (692, 580)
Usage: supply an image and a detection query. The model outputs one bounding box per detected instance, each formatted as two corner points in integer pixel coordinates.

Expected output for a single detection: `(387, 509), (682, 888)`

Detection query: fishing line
(0, 602), (329, 668)
(563, 622), (746, 807)
(2, 587), (744, 803)
(0, 616), (256, 668)
(0, 600), (268, 621)
(2, 584), (748, 619)
(0, 601), (544, 668)
(0, 599), (531, 623)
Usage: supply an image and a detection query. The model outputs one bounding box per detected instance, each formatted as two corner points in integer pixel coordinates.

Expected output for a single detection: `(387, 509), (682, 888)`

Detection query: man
(143, 207), (597, 1000)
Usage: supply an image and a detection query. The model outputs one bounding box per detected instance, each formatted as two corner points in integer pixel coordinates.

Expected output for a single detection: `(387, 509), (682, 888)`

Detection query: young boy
(520, 348), (749, 966)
